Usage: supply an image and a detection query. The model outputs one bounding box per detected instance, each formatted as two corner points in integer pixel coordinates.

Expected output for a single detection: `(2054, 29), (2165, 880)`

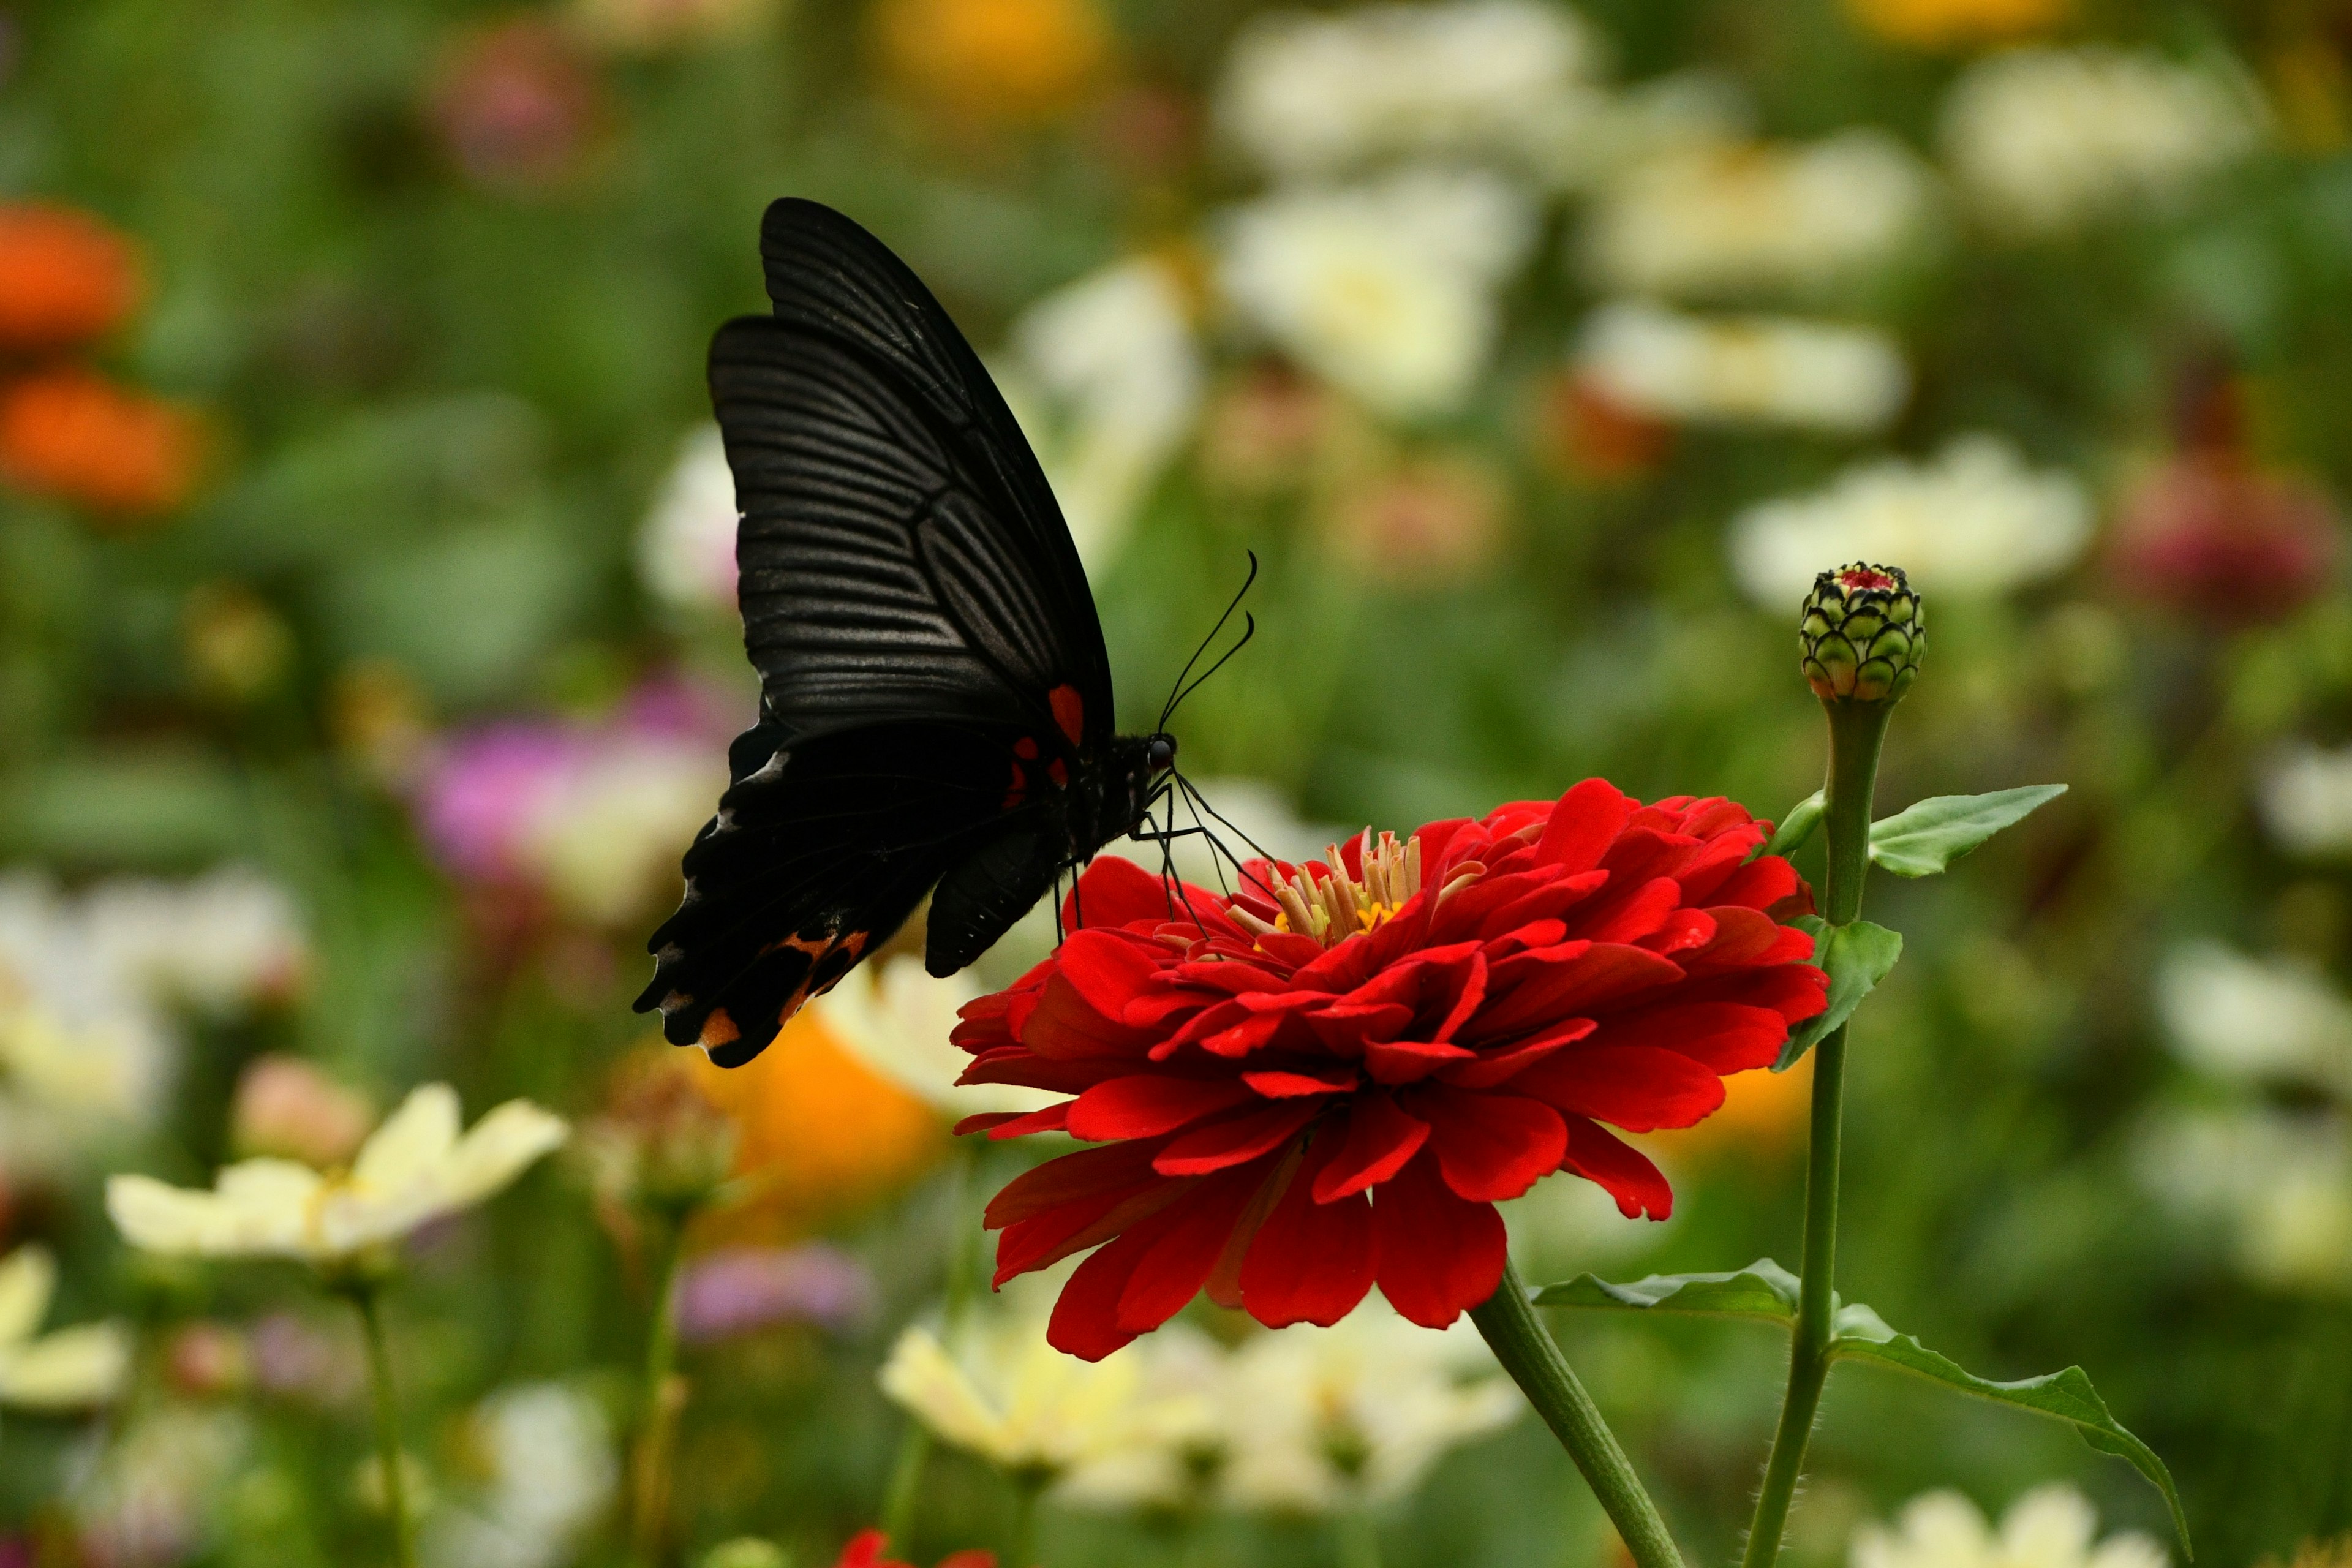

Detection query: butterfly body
(634, 198), (1177, 1068)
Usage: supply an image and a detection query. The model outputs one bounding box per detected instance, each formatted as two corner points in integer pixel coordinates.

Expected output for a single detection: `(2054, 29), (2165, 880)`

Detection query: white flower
(637, 425), (739, 614)
(2260, 744), (2352, 859)
(0, 1245), (129, 1411)
(2135, 1106), (2352, 1293)
(2157, 941), (2352, 1099)
(70, 1404), (253, 1568)
(1853, 1485), (2168, 1568)
(816, 954), (1050, 1117)
(1217, 168), (1536, 418)
(998, 258), (1204, 571)
(1215, 0), (1604, 179)
(1574, 301), (1909, 434)
(878, 1308), (1202, 1484)
(81, 869), (306, 1017)
(516, 735), (726, 925)
(1728, 435), (2091, 605)
(1221, 1304), (1520, 1511)
(108, 1084), (568, 1268)
(1582, 129), (1931, 300)
(1940, 48), (2265, 235)
(421, 1382), (618, 1568)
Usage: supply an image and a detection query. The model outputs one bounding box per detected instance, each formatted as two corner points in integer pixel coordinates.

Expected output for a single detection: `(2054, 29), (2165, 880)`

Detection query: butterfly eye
(1147, 735), (1177, 771)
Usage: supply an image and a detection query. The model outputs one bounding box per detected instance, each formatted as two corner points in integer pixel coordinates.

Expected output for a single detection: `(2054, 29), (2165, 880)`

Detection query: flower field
(4, 1), (2352, 1565)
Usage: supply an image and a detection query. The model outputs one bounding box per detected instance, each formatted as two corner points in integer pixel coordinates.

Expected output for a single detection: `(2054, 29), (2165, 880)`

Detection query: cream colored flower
(1940, 47), (2264, 235)
(1728, 435), (2090, 605)
(1217, 168), (1536, 418)
(2157, 942), (2352, 1098)
(1215, 0), (1603, 179)
(637, 425), (739, 614)
(2261, 745), (2352, 860)
(1582, 130), (1931, 299)
(1220, 1304), (1520, 1511)
(878, 1308), (1201, 1484)
(997, 257), (1204, 571)
(516, 736), (726, 925)
(421, 1382), (618, 1568)
(0, 1245), (129, 1410)
(1574, 301), (1909, 434)
(1853, 1485), (2167, 1568)
(2135, 1107), (2352, 1293)
(108, 1084), (568, 1269)
(816, 954), (1049, 1116)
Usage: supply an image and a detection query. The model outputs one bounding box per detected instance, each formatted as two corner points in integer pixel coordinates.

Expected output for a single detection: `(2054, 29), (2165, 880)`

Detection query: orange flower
(0, 203), (143, 352)
(1845, 0), (2065, 50)
(872, 0), (1112, 126)
(0, 368), (203, 518)
(1664, 1055), (1815, 1160)
(688, 1008), (943, 1244)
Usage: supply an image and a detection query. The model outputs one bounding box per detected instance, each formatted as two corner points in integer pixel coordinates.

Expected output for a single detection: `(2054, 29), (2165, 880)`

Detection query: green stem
(882, 1141), (984, 1544)
(1006, 1471), (1046, 1568)
(352, 1286), (418, 1568)
(1469, 1257), (1684, 1568)
(1338, 1507), (1383, 1568)
(1741, 701), (1891, 1568)
(630, 1218), (690, 1568)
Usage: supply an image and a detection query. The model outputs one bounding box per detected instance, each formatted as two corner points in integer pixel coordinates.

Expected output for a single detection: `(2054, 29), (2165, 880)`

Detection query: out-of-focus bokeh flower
(421, 1382), (617, 1568)
(247, 1310), (366, 1406)
(1214, 0), (1601, 179)
(878, 1308), (1201, 1486)
(815, 954), (1047, 1116)
(0, 368), (203, 518)
(333, 660), (439, 790)
(2107, 456), (2338, 627)
(580, 1047), (739, 1221)
(182, 582), (296, 704)
(162, 1321), (249, 1400)
(671, 1243), (874, 1344)
(871, 0), (1112, 127)
(998, 255), (1204, 570)
(638, 426), (739, 616)
(1535, 372), (1675, 483)
(1728, 435), (2092, 606)
(2261, 744), (2352, 859)
(1321, 451), (1509, 584)
(831, 1531), (996, 1568)
(685, 1008), (941, 1243)
(1198, 364), (1348, 494)
(570, 0), (778, 53)
(415, 682), (730, 925)
(70, 1405), (252, 1568)
(430, 20), (605, 190)
(1572, 301), (1910, 435)
(2156, 941), (2352, 1097)
(1581, 131), (1931, 300)
(1940, 48), (2266, 235)
(0, 1245), (129, 1411)
(1221, 1305), (1518, 1512)
(1217, 168), (1535, 419)
(1664, 1054), (1814, 1159)
(230, 1055), (375, 1169)
(2137, 1105), (2352, 1292)
(0, 202), (142, 352)
(108, 1083), (568, 1271)
(1851, 1485), (2168, 1568)
(1845, 0), (2065, 51)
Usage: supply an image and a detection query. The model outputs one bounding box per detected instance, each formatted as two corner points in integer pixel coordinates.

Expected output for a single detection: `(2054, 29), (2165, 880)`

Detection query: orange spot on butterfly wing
(700, 1008), (741, 1048)
(1049, 684), (1085, 748)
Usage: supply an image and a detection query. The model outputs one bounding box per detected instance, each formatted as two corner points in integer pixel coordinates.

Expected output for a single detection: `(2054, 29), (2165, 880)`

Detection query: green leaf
(1831, 1309), (2190, 1555)
(1775, 919), (1902, 1071)
(1763, 791), (1825, 860)
(1868, 785), (2068, 878)
(1530, 1259), (1801, 1323)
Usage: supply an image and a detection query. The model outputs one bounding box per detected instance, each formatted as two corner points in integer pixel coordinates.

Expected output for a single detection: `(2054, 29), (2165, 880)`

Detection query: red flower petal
(1240, 1136), (1378, 1328)
(1371, 1155), (1508, 1327)
(1705, 853), (1799, 912)
(1362, 1037), (1478, 1084)
(1558, 1117), (1674, 1219)
(1314, 1092), (1433, 1201)
(1153, 1102), (1319, 1175)
(1416, 1087), (1567, 1201)
(1067, 1076), (1254, 1140)
(1436, 1016), (1596, 1088)
(1047, 1166), (1264, 1360)
(1590, 1001), (1790, 1073)
(1584, 876), (1684, 945)
(1241, 1066), (1361, 1097)
(1471, 943), (1684, 1040)
(1513, 1044), (1727, 1131)
(1534, 778), (1635, 873)
(954, 1103), (1071, 1139)
(1057, 930), (1164, 1023)
(1063, 854), (1188, 932)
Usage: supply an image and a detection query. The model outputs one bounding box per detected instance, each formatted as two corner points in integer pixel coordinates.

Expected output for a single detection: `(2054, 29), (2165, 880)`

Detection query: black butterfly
(635, 198), (1218, 1069)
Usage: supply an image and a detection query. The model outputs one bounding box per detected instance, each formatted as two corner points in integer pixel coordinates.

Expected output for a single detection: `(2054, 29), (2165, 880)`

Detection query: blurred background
(3, 0), (2352, 1564)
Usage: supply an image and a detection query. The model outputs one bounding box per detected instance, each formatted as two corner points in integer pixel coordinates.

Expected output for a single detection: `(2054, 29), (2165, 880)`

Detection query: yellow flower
(1846, 0), (2065, 51)
(0, 1245), (129, 1410)
(107, 1084), (567, 1270)
(871, 0), (1112, 126)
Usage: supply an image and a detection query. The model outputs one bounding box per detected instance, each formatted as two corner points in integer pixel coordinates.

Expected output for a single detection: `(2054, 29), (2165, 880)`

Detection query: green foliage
(1776, 917), (1903, 1070)
(1762, 790), (1825, 860)
(1868, 786), (2068, 879)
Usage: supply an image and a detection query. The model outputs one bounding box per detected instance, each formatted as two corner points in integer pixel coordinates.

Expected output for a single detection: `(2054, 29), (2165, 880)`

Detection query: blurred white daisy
(421, 1382), (618, 1568)
(108, 1083), (568, 1273)
(997, 256), (1204, 571)
(2155, 941), (2352, 1099)
(2260, 744), (2352, 860)
(0, 1245), (129, 1412)
(2135, 1106), (2352, 1294)
(1573, 301), (1909, 435)
(1852, 1485), (2168, 1568)
(1727, 435), (2091, 605)
(1581, 129), (1931, 300)
(1215, 0), (1603, 179)
(1217, 168), (1536, 419)
(636, 425), (739, 615)
(1940, 47), (2265, 235)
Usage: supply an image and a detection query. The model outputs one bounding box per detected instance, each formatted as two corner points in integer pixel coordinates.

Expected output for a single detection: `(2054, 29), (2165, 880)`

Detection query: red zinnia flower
(833, 1529), (996, 1568)
(954, 781), (1828, 1361)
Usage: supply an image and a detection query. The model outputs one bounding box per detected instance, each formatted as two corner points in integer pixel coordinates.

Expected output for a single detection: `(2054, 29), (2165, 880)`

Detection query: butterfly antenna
(1158, 552), (1261, 733)
(1174, 773), (1281, 906)
(1166, 613), (1257, 728)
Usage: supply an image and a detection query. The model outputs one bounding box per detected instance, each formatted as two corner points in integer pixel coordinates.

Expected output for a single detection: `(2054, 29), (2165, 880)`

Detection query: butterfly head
(1147, 733), (1177, 773)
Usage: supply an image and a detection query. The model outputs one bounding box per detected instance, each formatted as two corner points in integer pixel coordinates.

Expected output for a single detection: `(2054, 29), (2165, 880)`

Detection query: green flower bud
(1801, 564), (1924, 705)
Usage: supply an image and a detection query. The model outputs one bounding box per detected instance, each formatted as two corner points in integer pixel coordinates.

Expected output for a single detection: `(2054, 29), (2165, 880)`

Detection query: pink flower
(2109, 455), (2339, 627)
